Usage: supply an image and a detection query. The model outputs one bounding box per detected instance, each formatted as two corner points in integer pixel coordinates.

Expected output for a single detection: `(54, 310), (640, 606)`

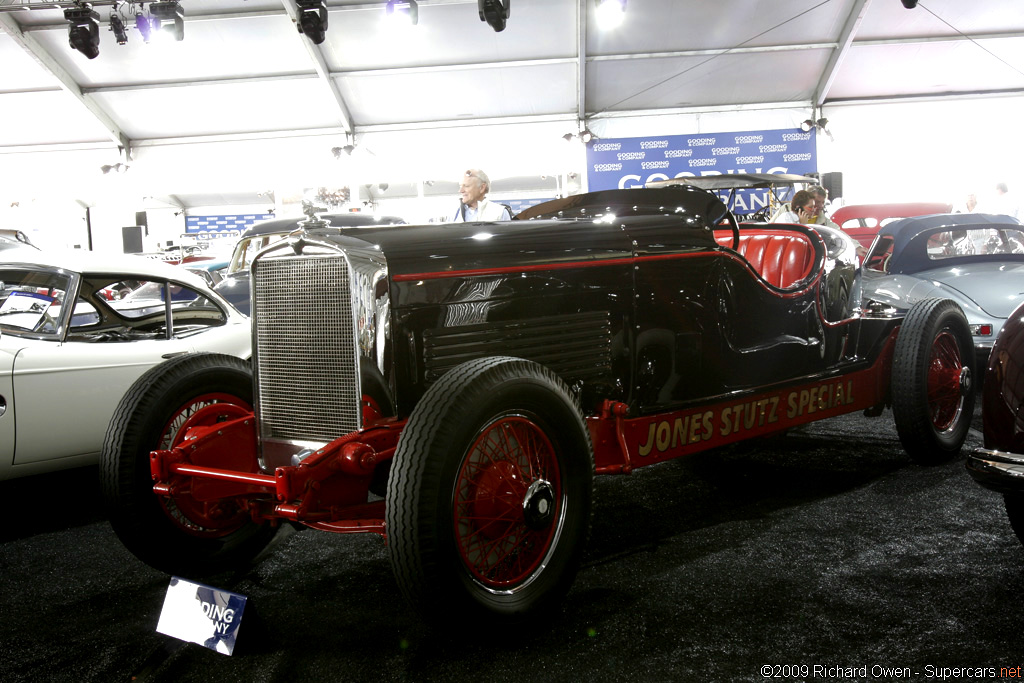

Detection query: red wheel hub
(453, 416), (562, 589)
(927, 330), (967, 431)
(159, 393), (254, 536)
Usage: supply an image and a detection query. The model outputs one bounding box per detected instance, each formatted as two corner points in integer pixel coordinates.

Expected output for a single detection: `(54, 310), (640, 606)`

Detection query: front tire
(385, 357), (594, 624)
(891, 298), (975, 464)
(100, 353), (276, 576)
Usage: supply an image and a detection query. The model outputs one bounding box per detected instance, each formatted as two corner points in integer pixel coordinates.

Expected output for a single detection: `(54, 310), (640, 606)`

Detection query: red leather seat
(715, 231), (815, 289)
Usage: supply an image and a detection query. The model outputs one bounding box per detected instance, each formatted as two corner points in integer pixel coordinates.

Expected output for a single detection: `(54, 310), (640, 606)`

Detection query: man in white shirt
(452, 169), (513, 221)
(987, 182), (1020, 220)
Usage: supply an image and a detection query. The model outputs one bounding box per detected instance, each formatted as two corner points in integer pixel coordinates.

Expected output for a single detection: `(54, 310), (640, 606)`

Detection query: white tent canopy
(1, 0), (1023, 245)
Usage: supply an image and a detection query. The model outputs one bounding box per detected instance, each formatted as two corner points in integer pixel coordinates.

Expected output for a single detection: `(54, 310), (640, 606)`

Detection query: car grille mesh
(253, 254), (360, 443)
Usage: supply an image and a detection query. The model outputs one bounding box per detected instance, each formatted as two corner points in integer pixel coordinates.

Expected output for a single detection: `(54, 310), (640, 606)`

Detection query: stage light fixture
(296, 0), (328, 44)
(109, 13), (128, 45)
(331, 144), (356, 159)
(563, 128), (598, 145)
(136, 13), (152, 42)
(386, 0), (418, 25)
(901, 0), (918, 8)
(595, 0), (626, 30)
(478, 0), (510, 32)
(64, 4), (101, 59)
(150, 1), (184, 41)
(799, 117), (833, 140)
(816, 118), (833, 141)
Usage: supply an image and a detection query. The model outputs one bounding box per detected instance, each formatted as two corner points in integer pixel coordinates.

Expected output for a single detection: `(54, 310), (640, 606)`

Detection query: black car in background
(213, 212), (406, 314)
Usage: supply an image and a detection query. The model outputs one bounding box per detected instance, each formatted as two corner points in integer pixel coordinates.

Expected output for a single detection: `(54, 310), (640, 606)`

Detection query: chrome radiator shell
(250, 238), (389, 470)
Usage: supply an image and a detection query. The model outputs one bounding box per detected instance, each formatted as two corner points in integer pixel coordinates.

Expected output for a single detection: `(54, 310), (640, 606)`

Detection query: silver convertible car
(861, 213), (1024, 373)
(0, 248), (250, 480)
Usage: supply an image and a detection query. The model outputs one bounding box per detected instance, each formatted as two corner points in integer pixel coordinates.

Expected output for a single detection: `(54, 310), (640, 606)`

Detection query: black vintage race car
(101, 185), (976, 624)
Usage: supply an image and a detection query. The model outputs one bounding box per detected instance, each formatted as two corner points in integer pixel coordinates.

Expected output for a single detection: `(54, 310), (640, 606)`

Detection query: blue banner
(586, 128), (817, 215)
(186, 214), (275, 240)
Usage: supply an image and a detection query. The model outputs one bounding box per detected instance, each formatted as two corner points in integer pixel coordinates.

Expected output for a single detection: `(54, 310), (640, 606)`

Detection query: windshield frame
(0, 265), (81, 341)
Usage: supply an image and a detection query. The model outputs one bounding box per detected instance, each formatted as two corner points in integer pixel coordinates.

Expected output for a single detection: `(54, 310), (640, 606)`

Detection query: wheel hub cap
(959, 366), (972, 395)
(522, 479), (555, 530)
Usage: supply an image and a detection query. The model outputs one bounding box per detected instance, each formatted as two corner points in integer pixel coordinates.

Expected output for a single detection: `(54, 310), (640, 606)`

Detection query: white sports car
(0, 248), (250, 480)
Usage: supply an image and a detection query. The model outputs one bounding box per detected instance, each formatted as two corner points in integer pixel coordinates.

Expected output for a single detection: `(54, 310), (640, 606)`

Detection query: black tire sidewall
(101, 353), (274, 575)
(386, 357), (593, 622)
(891, 299), (975, 463)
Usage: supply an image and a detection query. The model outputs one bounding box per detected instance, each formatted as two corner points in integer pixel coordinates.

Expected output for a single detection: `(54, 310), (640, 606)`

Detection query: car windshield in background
(0, 268), (73, 335)
(229, 232), (290, 275)
(926, 227), (1024, 259)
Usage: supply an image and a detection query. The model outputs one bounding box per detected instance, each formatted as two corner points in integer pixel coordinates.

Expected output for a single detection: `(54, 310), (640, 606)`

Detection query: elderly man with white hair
(452, 169), (513, 221)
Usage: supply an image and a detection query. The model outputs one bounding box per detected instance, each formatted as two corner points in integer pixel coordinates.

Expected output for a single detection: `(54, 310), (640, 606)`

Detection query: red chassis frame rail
(148, 334), (896, 536)
(150, 416), (405, 536)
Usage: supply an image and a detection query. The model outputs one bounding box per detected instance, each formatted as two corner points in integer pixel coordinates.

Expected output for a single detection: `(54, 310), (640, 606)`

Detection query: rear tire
(891, 299), (975, 464)
(100, 353), (276, 576)
(385, 357), (593, 624)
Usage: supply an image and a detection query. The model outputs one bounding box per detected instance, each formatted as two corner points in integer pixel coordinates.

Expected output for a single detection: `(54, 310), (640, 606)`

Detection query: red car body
(831, 202), (953, 250)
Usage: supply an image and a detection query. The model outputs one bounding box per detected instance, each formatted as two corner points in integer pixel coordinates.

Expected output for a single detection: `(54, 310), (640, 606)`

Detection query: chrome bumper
(966, 448), (1024, 494)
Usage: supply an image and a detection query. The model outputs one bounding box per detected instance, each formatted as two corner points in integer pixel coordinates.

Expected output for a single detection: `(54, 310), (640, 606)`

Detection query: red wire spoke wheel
(892, 299), (975, 464)
(101, 354), (277, 576)
(158, 393), (251, 449)
(387, 357), (593, 623)
(453, 415), (562, 589)
(926, 330), (966, 432)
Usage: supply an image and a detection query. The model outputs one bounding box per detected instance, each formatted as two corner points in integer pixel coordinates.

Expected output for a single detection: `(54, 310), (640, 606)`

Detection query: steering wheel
(722, 211), (740, 251)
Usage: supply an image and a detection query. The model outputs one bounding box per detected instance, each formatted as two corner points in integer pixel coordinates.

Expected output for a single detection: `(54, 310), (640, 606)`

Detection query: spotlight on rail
(296, 0), (329, 44)
(64, 4), (101, 59)
(478, 0), (510, 32)
(150, 1), (184, 41)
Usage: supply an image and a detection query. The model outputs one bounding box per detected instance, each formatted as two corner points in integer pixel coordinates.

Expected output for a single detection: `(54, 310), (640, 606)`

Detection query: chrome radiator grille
(253, 254), (360, 443)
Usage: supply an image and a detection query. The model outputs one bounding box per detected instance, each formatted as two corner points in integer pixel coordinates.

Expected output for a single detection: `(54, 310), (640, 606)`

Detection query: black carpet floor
(2, 406), (1022, 683)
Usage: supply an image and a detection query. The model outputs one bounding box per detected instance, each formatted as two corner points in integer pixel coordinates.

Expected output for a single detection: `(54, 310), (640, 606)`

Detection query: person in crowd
(986, 182), (1019, 219)
(808, 186), (841, 228)
(770, 186), (839, 227)
(452, 169), (513, 221)
(771, 189), (816, 224)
